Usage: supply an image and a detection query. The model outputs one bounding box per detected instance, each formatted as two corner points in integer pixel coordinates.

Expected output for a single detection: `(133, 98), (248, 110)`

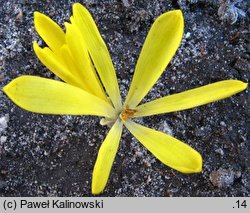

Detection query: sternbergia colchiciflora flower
(3, 3), (247, 194)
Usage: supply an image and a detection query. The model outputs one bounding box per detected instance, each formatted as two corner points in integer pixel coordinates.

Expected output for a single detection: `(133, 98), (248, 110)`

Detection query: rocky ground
(0, 0), (249, 196)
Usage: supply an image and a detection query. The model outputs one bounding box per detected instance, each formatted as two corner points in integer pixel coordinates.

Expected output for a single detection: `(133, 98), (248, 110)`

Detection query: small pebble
(209, 168), (241, 188)
(16, 10), (24, 22)
(122, 0), (130, 7)
(0, 115), (9, 132)
(215, 148), (224, 156)
(0, 181), (7, 190)
(220, 121), (226, 127)
(0, 136), (7, 143)
(185, 32), (191, 39)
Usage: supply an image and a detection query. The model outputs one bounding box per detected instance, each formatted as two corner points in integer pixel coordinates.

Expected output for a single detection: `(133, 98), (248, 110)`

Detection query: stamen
(120, 105), (137, 122)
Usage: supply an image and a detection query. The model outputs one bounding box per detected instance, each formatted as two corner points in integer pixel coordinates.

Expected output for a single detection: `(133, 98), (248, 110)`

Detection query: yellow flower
(3, 3), (247, 194)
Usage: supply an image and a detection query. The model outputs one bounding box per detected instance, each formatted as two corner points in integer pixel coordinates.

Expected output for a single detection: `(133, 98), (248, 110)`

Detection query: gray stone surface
(0, 0), (249, 196)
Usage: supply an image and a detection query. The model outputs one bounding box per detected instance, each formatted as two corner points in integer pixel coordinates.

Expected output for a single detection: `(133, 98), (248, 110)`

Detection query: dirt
(0, 0), (249, 196)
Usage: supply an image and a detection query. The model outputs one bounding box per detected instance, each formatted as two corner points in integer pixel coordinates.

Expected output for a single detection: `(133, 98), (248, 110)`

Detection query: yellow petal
(92, 119), (123, 194)
(135, 80), (248, 117)
(64, 22), (108, 102)
(3, 76), (116, 117)
(34, 12), (65, 54)
(33, 41), (85, 89)
(72, 3), (122, 110)
(125, 10), (184, 108)
(125, 120), (202, 173)
(59, 44), (92, 92)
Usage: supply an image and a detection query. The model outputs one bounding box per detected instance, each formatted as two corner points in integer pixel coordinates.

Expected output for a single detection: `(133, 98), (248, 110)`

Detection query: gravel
(0, 0), (249, 196)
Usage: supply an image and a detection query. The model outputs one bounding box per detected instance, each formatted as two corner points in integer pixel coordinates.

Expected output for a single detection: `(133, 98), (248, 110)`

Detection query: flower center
(119, 105), (137, 122)
(100, 105), (137, 126)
